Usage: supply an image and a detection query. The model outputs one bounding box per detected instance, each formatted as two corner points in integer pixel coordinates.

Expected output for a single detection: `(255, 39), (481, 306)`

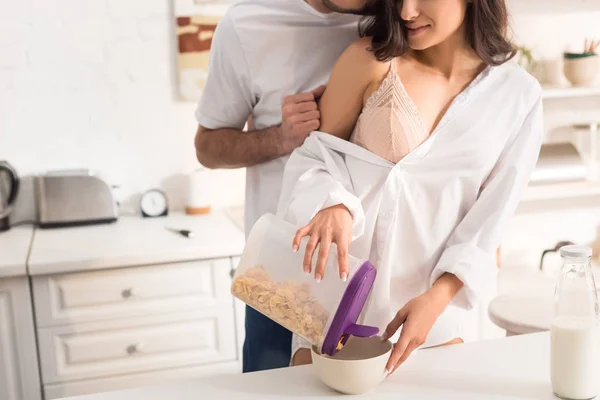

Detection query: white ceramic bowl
(563, 55), (600, 86)
(311, 336), (392, 395)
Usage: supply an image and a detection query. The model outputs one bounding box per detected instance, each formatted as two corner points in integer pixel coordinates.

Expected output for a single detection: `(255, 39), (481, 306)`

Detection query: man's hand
(279, 85), (326, 154)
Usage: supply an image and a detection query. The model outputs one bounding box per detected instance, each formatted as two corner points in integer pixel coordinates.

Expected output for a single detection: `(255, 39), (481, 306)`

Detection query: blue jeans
(242, 305), (292, 372)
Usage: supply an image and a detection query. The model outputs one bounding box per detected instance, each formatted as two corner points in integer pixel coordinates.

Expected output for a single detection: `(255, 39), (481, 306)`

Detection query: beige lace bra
(350, 59), (429, 163)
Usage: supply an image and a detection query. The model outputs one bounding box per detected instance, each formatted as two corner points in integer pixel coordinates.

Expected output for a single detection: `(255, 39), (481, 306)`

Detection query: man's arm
(195, 87), (325, 169)
(195, 124), (282, 169)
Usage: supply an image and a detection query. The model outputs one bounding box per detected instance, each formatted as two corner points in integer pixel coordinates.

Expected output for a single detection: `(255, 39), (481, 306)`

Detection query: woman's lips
(406, 25), (430, 37)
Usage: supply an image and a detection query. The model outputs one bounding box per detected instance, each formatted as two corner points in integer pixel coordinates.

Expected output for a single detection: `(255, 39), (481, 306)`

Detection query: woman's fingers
(382, 306), (408, 342)
(294, 205), (353, 282)
(293, 225), (310, 253)
(388, 339), (420, 375)
(314, 228), (332, 282)
(395, 340), (419, 370)
(386, 335), (410, 374)
(336, 237), (349, 281)
(303, 232), (320, 275)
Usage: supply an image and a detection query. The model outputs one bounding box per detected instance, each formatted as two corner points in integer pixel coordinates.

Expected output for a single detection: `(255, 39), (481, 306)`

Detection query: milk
(551, 317), (600, 400)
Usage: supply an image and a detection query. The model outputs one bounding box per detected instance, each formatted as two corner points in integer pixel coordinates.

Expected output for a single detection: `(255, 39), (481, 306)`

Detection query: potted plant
(515, 44), (536, 73)
(563, 39), (599, 86)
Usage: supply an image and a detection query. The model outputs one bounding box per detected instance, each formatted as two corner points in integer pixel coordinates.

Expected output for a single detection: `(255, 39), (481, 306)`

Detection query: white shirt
(277, 60), (544, 356)
(195, 0), (360, 236)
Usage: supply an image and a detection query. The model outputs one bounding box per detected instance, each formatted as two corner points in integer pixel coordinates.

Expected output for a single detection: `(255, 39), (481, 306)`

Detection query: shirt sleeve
(276, 133), (365, 241)
(430, 95), (544, 309)
(195, 12), (254, 130)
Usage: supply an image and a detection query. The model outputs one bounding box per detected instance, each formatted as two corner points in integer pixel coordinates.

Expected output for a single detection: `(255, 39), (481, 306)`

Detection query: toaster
(35, 170), (118, 228)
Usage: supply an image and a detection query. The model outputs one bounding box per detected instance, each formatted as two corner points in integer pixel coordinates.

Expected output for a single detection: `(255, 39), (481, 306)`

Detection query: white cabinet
(37, 308), (236, 384)
(0, 212), (245, 399)
(32, 259), (233, 327)
(0, 277), (42, 400)
(32, 258), (241, 399)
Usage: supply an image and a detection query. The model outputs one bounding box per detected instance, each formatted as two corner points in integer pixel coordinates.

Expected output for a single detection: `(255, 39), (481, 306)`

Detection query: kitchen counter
(28, 210), (245, 275)
(0, 226), (34, 277)
(57, 332), (556, 400)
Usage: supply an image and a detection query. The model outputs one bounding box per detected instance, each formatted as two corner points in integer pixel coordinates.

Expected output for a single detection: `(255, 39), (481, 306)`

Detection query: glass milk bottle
(551, 245), (600, 400)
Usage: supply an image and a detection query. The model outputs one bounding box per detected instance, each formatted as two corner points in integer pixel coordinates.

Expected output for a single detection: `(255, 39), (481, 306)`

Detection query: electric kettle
(0, 161), (20, 231)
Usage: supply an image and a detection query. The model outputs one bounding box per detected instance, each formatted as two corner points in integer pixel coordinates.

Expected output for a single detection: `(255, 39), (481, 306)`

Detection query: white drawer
(32, 258), (233, 327)
(37, 307), (237, 384)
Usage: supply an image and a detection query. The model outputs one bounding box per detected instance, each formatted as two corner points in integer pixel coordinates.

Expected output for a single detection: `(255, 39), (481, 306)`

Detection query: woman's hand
(382, 273), (464, 375)
(292, 204), (353, 282)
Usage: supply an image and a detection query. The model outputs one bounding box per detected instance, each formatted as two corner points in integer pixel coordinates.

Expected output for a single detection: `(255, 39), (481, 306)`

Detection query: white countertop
(57, 332), (558, 400)
(0, 226), (34, 278)
(28, 210), (245, 275)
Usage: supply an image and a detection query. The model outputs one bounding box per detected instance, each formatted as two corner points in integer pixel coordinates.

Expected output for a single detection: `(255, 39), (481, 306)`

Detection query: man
(194, 0), (366, 373)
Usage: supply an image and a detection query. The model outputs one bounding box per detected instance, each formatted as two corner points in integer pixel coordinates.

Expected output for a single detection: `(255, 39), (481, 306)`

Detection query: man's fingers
(291, 101), (318, 114)
(297, 110), (320, 123)
(283, 101), (317, 117)
(298, 120), (320, 134)
(283, 91), (314, 105)
(312, 85), (326, 99)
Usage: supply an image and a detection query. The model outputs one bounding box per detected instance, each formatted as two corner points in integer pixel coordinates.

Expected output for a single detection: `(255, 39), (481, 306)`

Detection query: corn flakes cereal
(232, 265), (330, 345)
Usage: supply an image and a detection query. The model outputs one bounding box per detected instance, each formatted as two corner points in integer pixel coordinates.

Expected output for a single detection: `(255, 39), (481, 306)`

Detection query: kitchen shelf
(507, 0), (600, 14)
(542, 85), (600, 100)
(522, 180), (600, 202)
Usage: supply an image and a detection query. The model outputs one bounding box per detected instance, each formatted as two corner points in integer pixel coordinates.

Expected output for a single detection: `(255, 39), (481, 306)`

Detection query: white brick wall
(0, 0), (598, 233)
(0, 0), (245, 216)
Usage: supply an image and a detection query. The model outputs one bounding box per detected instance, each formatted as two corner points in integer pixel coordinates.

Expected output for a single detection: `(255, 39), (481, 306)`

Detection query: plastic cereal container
(231, 213), (379, 356)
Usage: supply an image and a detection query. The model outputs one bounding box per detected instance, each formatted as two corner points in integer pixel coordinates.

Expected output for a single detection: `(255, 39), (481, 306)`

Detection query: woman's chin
(408, 37), (439, 52)
(408, 42), (429, 51)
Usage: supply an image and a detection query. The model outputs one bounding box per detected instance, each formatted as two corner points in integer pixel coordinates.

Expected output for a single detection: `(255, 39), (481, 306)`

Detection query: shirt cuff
(321, 189), (365, 242)
(430, 243), (499, 310)
(195, 107), (246, 131)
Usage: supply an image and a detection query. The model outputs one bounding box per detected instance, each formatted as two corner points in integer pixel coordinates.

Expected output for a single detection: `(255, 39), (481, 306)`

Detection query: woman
(277, 0), (543, 374)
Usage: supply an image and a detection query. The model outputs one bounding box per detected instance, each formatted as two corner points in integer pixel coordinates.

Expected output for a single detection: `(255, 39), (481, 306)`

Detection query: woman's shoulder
(494, 59), (543, 100)
(336, 37), (391, 80)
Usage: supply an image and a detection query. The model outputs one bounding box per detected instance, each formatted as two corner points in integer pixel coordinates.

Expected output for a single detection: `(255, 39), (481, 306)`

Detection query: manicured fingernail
(315, 273), (322, 283)
(341, 272), (347, 282)
(293, 245), (298, 252)
(380, 333), (388, 342)
(385, 367), (393, 377)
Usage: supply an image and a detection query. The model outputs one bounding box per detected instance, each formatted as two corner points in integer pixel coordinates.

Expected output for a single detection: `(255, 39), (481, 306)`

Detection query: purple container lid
(321, 261), (379, 356)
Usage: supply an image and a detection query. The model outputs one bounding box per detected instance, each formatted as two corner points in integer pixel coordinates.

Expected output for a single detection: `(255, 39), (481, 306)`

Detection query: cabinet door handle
(121, 288), (137, 299)
(126, 342), (144, 355)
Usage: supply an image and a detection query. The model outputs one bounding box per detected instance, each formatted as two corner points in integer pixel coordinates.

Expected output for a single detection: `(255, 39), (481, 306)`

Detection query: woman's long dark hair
(358, 0), (516, 65)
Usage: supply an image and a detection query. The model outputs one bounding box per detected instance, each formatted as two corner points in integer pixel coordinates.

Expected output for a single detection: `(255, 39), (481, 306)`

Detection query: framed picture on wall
(174, 0), (232, 101)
